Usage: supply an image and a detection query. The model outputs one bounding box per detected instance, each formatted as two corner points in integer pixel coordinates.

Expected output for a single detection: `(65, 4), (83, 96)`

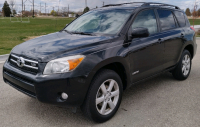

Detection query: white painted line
(0, 61), (5, 64)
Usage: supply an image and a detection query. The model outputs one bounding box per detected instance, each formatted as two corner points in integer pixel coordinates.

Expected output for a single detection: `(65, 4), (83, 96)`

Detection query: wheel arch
(86, 57), (131, 91)
(184, 44), (194, 59)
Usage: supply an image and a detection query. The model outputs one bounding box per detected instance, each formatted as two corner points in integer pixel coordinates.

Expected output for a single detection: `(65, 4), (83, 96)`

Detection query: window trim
(156, 8), (178, 32)
(128, 8), (159, 36)
(173, 11), (187, 28)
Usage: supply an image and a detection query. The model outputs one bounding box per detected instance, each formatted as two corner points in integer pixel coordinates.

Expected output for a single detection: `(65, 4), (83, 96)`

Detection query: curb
(0, 54), (9, 57)
(0, 54), (9, 63)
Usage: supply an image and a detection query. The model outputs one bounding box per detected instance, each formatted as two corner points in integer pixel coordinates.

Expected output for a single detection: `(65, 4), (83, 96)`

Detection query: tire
(81, 69), (123, 123)
(172, 50), (192, 80)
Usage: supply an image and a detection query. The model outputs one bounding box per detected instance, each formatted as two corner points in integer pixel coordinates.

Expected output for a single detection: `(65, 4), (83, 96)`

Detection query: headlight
(43, 55), (85, 75)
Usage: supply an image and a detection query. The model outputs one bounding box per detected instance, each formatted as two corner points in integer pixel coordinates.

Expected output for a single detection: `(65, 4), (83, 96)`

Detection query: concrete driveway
(0, 40), (200, 127)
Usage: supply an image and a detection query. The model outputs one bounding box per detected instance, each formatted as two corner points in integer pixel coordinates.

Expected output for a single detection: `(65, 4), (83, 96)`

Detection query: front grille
(3, 70), (36, 98)
(4, 70), (34, 84)
(5, 79), (36, 98)
(9, 54), (38, 75)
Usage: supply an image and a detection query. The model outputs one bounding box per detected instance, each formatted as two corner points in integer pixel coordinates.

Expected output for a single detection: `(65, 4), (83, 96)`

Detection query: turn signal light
(68, 57), (84, 71)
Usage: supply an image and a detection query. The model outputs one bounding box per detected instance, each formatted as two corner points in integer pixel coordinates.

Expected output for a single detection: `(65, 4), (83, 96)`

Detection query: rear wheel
(81, 69), (123, 123)
(172, 50), (192, 80)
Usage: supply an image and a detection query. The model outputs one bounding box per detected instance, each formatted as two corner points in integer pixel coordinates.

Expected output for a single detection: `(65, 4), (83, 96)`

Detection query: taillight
(190, 26), (195, 32)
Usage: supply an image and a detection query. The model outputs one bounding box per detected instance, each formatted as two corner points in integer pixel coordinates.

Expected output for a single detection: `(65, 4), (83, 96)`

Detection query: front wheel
(81, 69), (123, 123)
(172, 50), (192, 80)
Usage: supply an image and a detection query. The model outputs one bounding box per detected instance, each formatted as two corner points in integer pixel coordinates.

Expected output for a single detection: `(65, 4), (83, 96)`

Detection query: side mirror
(131, 27), (149, 38)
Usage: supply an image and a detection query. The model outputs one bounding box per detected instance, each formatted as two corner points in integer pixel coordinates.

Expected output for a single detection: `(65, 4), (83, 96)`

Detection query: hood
(12, 32), (112, 62)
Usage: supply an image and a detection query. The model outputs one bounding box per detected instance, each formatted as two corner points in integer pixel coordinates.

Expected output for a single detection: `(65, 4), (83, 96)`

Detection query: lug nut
(61, 93), (68, 100)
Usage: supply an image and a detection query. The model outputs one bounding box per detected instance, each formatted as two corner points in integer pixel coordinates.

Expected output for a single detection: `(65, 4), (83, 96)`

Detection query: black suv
(3, 2), (197, 122)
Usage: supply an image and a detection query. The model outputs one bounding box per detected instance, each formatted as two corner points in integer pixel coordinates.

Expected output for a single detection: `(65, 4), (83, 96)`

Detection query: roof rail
(103, 2), (146, 7)
(142, 2), (180, 9)
(103, 2), (180, 10)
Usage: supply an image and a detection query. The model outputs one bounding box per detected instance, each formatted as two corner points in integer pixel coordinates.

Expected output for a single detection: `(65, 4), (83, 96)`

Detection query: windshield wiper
(71, 32), (95, 36)
(63, 30), (72, 34)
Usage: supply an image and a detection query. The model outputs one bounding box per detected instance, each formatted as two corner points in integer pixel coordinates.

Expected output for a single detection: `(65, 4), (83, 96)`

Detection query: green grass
(0, 18), (199, 55)
(189, 19), (200, 26)
(189, 19), (200, 37)
(0, 17), (74, 55)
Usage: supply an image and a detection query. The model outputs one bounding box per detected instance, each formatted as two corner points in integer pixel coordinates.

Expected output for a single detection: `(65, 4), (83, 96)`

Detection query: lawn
(0, 17), (74, 55)
(0, 18), (199, 55)
(189, 19), (200, 26)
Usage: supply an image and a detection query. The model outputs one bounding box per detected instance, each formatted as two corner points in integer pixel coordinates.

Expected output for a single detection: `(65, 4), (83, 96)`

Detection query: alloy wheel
(182, 54), (191, 76)
(96, 79), (120, 115)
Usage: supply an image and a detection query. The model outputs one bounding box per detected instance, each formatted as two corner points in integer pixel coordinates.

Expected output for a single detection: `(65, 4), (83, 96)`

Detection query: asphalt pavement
(0, 40), (200, 127)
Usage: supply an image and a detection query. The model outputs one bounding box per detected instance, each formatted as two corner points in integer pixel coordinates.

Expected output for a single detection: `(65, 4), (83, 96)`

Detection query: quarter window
(174, 11), (186, 27)
(157, 9), (176, 31)
(131, 9), (158, 35)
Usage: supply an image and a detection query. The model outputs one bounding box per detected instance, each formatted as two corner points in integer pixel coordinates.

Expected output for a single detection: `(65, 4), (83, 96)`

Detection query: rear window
(174, 11), (186, 27)
(157, 9), (176, 31)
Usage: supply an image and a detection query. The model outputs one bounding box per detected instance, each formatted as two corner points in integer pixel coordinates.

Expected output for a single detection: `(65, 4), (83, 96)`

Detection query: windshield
(65, 9), (133, 35)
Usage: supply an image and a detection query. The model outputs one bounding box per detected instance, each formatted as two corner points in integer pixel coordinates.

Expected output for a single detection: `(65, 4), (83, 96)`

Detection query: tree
(83, 7), (90, 13)
(50, 10), (57, 16)
(185, 8), (191, 16)
(192, 1), (198, 27)
(192, 9), (198, 17)
(198, 9), (200, 17)
(2, 1), (12, 17)
(13, 9), (16, 15)
(9, 0), (15, 14)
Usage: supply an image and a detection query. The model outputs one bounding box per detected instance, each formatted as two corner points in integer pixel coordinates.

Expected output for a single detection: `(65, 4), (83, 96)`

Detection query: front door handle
(158, 38), (163, 44)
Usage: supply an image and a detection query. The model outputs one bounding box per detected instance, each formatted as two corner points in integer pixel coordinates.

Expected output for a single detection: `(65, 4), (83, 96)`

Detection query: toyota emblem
(17, 57), (25, 68)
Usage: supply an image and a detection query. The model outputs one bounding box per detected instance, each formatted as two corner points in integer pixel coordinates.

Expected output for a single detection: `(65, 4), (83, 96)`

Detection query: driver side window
(132, 9), (158, 35)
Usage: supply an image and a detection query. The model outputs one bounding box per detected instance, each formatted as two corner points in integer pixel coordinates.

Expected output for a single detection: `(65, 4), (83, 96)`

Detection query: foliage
(198, 9), (200, 17)
(76, 14), (79, 18)
(192, 10), (199, 18)
(83, 7), (90, 13)
(13, 10), (16, 15)
(2, 1), (12, 17)
(50, 10), (57, 16)
(185, 8), (191, 16)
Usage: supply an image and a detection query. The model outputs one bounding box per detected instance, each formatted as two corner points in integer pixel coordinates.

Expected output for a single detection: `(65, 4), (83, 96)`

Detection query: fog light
(61, 93), (68, 100)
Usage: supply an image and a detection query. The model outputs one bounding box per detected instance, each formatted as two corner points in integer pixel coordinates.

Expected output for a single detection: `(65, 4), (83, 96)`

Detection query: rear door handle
(181, 33), (185, 38)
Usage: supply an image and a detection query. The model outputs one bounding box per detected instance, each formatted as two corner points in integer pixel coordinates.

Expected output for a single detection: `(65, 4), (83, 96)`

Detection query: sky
(0, 0), (198, 13)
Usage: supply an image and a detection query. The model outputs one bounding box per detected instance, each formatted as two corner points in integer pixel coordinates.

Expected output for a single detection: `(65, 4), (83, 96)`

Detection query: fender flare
(84, 56), (131, 92)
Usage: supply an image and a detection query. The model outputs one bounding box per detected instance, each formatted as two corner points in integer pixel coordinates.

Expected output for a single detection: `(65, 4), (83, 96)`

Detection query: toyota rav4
(3, 2), (197, 122)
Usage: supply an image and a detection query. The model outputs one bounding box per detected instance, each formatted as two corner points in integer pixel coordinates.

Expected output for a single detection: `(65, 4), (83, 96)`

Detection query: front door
(128, 9), (164, 83)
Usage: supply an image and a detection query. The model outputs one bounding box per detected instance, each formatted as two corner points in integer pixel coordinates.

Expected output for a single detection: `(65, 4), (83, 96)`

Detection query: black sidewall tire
(82, 69), (123, 123)
(173, 50), (192, 80)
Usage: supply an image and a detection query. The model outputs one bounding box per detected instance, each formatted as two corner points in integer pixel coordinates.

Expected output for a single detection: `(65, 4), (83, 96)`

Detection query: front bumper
(3, 61), (90, 107)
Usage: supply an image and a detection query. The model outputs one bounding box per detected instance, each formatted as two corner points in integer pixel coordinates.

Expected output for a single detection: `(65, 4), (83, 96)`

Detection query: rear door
(156, 9), (184, 68)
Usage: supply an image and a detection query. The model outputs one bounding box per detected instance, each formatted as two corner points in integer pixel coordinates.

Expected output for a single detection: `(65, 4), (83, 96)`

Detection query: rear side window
(174, 11), (186, 27)
(157, 9), (176, 31)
